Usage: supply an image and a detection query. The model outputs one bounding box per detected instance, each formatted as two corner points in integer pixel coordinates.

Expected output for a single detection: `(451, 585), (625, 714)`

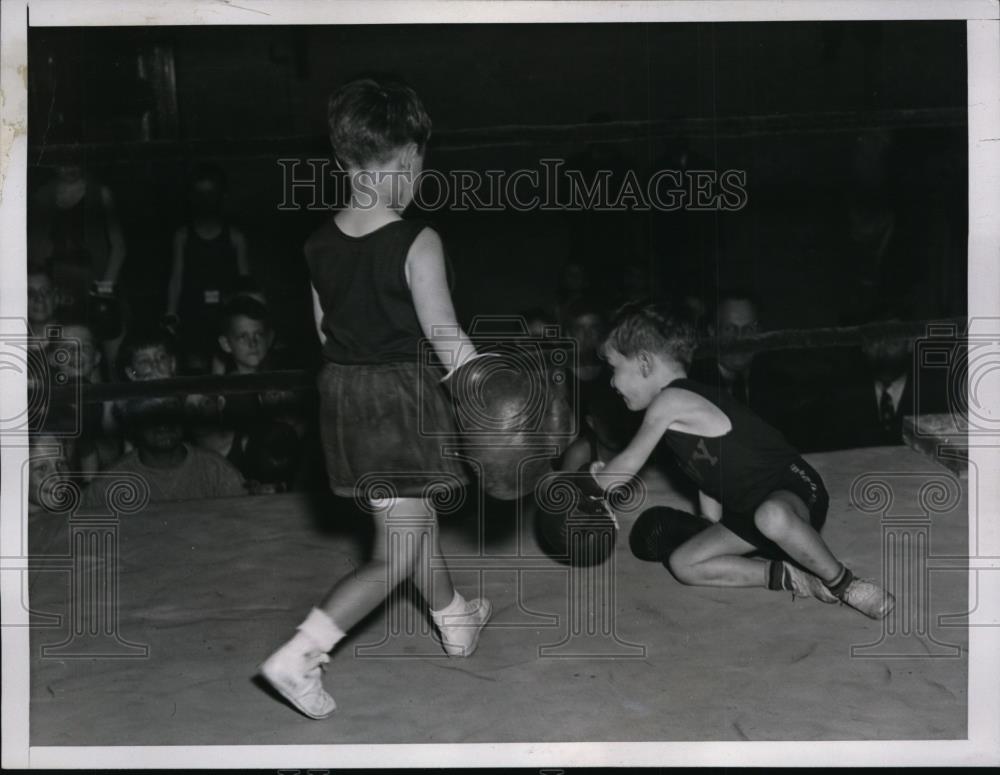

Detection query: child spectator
(84, 397), (246, 507)
(28, 161), (128, 320)
(28, 433), (76, 514)
(118, 326), (179, 382)
(46, 318), (121, 477)
(166, 163), (250, 373)
(215, 295), (277, 375)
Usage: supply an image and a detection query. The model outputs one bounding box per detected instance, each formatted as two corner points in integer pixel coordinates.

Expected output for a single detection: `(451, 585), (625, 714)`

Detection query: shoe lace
(304, 651), (331, 678)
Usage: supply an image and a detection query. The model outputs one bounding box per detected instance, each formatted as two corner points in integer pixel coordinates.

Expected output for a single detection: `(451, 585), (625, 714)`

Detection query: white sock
(430, 590), (468, 623)
(296, 607), (346, 652)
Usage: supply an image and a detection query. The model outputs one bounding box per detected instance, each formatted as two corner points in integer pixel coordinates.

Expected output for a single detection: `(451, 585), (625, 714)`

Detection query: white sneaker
(839, 577), (896, 620)
(259, 634), (336, 719)
(435, 597), (493, 657)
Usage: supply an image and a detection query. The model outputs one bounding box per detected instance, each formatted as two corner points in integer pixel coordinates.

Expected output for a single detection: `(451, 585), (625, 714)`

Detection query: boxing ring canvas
(28, 446), (968, 745)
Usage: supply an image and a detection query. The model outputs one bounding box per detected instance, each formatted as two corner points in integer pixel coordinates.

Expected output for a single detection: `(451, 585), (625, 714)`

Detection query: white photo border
(2, 0), (998, 768)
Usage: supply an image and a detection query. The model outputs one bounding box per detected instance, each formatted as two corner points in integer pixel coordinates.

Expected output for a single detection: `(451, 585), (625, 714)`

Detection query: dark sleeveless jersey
(657, 377), (800, 514)
(179, 222), (240, 311)
(305, 217), (445, 365)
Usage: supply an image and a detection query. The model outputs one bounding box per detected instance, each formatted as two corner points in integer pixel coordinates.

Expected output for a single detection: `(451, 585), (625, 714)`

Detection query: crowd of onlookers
(26, 148), (955, 514)
(27, 161), (322, 514)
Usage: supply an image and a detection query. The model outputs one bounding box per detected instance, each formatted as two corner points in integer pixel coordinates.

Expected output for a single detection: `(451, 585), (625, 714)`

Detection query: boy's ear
(125, 367), (138, 382)
(218, 335), (233, 354)
(400, 142), (420, 171)
(637, 350), (652, 377)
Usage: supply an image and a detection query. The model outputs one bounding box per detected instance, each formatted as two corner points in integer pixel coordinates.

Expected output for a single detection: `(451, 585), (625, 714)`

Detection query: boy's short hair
(327, 76), (432, 167)
(219, 296), (270, 335)
(603, 300), (698, 367)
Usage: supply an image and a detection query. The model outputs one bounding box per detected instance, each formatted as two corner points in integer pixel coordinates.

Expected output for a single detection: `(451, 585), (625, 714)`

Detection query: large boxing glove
(442, 350), (572, 500)
(532, 465), (618, 566)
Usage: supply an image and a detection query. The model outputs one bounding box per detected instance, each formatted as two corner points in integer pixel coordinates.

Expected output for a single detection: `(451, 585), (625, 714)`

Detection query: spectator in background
(214, 295), (280, 375)
(28, 433), (76, 514)
(210, 295), (307, 453)
(28, 159), (128, 366)
(564, 297), (607, 386)
(46, 317), (122, 478)
(690, 288), (790, 433)
(166, 163), (251, 374)
(816, 305), (949, 450)
(118, 325), (179, 382)
(692, 288), (760, 404)
(84, 397), (245, 507)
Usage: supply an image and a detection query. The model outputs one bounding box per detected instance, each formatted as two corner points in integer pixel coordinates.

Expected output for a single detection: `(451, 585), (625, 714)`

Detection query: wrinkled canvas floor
(28, 446), (967, 745)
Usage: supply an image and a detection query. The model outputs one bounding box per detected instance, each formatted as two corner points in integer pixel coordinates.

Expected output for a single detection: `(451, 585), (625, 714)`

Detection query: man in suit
(690, 289), (794, 426)
(820, 313), (950, 449)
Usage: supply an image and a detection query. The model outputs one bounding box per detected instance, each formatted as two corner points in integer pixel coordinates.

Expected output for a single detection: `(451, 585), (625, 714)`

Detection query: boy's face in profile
(220, 314), (273, 371)
(127, 344), (177, 381)
(605, 346), (661, 412)
(28, 274), (55, 326)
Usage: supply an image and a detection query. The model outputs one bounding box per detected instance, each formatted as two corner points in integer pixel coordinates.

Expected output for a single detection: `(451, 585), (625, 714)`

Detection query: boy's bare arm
(310, 284), (326, 344)
(592, 390), (677, 490)
(406, 227), (476, 372)
(698, 490), (723, 522)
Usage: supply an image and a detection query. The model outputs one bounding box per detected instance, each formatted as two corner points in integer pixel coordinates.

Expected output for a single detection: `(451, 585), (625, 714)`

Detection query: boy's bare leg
(318, 497), (430, 630)
(754, 491), (895, 618)
(752, 491), (841, 582)
(667, 522), (764, 587)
